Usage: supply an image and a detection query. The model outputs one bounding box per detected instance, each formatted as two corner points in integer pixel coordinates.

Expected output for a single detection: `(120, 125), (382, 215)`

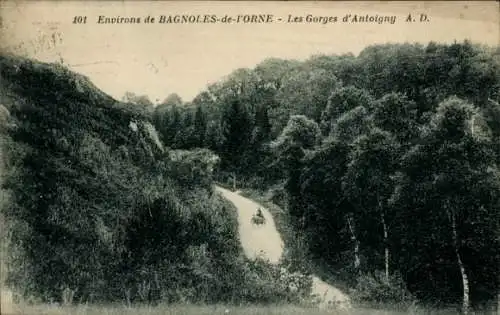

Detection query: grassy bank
(4, 302), (465, 315)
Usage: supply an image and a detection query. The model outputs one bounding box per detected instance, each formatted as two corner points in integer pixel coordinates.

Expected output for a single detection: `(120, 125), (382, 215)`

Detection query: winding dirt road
(215, 186), (351, 310)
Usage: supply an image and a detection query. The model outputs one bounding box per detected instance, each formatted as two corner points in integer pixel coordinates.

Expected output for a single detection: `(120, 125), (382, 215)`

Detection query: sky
(1, 1), (498, 103)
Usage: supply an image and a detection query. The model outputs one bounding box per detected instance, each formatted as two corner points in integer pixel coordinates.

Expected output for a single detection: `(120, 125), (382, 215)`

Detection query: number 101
(73, 16), (87, 24)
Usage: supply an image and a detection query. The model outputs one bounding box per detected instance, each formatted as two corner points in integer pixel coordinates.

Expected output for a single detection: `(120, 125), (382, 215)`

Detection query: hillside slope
(0, 55), (239, 304)
(0, 55), (319, 307)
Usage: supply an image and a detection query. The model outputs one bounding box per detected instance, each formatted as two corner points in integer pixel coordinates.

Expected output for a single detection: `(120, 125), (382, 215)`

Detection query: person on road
(251, 208), (265, 225)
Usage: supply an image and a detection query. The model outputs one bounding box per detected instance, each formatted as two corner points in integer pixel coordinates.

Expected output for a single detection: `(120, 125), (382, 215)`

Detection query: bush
(235, 257), (313, 305)
(350, 271), (415, 310)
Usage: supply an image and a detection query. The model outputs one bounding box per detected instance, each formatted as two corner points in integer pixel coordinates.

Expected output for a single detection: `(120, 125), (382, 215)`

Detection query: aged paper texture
(0, 1), (499, 315)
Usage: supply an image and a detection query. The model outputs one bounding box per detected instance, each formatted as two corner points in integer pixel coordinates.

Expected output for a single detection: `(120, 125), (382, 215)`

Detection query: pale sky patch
(1, 1), (498, 103)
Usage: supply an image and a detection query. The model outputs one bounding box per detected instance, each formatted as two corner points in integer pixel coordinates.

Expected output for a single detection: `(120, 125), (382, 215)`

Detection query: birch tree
(342, 128), (400, 281)
(391, 97), (500, 312)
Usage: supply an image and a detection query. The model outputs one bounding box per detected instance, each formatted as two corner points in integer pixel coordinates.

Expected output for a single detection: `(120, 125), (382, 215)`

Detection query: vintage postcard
(0, 1), (499, 315)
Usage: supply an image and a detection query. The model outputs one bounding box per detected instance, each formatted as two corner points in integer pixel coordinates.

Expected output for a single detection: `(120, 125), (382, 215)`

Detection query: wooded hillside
(151, 41), (500, 312)
(0, 54), (310, 305)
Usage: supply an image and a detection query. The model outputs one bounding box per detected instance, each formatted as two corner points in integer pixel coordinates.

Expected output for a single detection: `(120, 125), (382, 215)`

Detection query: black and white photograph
(0, 1), (499, 314)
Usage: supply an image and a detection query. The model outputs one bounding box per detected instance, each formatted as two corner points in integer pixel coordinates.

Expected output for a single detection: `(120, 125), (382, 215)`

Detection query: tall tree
(221, 99), (252, 172)
(320, 86), (375, 135)
(161, 93), (183, 107)
(271, 115), (321, 226)
(391, 97), (500, 312)
(342, 128), (400, 281)
(252, 104), (272, 144)
(299, 137), (353, 269)
(122, 92), (154, 116)
(276, 68), (340, 124)
(331, 106), (374, 144)
(372, 92), (420, 145)
(194, 105), (207, 147)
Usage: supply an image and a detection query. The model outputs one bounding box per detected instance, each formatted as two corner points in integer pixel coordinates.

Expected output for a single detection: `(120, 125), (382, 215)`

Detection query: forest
(1, 40), (499, 314)
(148, 41), (500, 312)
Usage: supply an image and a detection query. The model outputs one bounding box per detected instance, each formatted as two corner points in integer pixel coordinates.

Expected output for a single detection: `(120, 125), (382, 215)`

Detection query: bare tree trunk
(347, 213), (360, 274)
(231, 172), (236, 191)
(381, 212), (389, 284)
(447, 208), (470, 315)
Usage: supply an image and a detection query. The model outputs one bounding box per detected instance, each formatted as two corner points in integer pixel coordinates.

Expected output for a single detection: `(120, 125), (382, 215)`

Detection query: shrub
(350, 271), (415, 310)
(235, 257), (313, 305)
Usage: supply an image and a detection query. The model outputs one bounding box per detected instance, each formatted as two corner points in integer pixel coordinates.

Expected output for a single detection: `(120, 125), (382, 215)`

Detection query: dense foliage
(151, 41), (500, 311)
(2, 40), (499, 312)
(0, 55), (311, 305)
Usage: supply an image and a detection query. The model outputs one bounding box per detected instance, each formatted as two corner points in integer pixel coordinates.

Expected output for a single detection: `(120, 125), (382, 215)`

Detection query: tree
(220, 99), (252, 172)
(342, 128), (400, 281)
(153, 105), (182, 147)
(276, 68), (340, 123)
(321, 86), (375, 135)
(272, 115), (321, 153)
(208, 68), (260, 109)
(122, 92), (154, 110)
(161, 93), (183, 107)
(271, 115), (321, 225)
(205, 120), (223, 152)
(252, 104), (272, 144)
(304, 53), (360, 87)
(391, 97), (500, 311)
(254, 58), (299, 91)
(331, 106), (374, 144)
(299, 137), (353, 269)
(356, 43), (425, 101)
(194, 105), (207, 147)
(372, 92), (420, 145)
